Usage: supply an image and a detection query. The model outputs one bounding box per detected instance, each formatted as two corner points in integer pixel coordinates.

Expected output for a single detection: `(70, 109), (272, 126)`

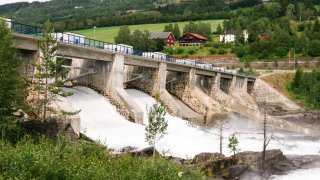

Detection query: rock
(193, 152), (225, 166)
(273, 162), (293, 171)
(227, 165), (248, 179)
(131, 147), (159, 157)
(119, 146), (137, 153)
(20, 118), (79, 141)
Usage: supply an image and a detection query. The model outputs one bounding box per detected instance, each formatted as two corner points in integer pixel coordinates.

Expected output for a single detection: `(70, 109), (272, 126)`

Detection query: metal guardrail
(6, 20), (256, 78)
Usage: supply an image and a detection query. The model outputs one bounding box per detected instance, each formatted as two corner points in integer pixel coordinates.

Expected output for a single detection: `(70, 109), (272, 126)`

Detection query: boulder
(131, 147), (159, 157)
(193, 152), (225, 166)
(227, 165), (248, 179)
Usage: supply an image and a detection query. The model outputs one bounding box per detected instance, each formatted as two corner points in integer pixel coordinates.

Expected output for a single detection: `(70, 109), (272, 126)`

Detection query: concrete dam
(13, 32), (316, 137)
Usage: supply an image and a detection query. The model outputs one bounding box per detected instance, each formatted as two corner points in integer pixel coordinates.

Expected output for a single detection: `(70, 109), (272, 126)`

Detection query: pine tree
(228, 133), (239, 164)
(30, 21), (70, 118)
(173, 23), (181, 39)
(0, 20), (25, 119)
(145, 102), (168, 156)
(217, 24), (222, 34)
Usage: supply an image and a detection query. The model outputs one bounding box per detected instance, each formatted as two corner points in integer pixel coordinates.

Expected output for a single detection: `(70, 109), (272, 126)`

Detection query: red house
(149, 32), (175, 46)
(179, 33), (208, 46)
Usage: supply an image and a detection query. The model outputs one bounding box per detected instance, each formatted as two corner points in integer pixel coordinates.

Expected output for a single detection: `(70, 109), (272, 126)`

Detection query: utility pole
(93, 26), (97, 39)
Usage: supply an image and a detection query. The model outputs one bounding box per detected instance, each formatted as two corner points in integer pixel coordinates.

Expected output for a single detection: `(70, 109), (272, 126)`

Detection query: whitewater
(63, 86), (320, 178)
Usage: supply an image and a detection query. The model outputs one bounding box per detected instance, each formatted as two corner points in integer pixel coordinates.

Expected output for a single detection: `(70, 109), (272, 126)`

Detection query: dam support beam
(188, 68), (196, 90)
(158, 63), (182, 117)
(229, 75), (237, 93)
(242, 77), (248, 92)
(109, 54), (144, 124)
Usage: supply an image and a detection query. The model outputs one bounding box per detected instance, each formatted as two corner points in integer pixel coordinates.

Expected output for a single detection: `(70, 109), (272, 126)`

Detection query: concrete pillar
(214, 73), (221, 89)
(242, 77), (248, 92)
(107, 54), (124, 89)
(159, 62), (167, 90)
(229, 75), (237, 93)
(108, 54), (144, 124)
(188, 68), (196, 90)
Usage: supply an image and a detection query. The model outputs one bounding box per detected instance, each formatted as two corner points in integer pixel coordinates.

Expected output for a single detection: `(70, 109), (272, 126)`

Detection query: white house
(220, 30), (249, 43)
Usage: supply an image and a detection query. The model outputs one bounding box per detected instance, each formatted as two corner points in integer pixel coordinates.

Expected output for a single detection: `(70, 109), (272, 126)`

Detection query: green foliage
(173, 23), (181, 39)
(289, 68), (320, 109)
(163, 23), (174, 32)
(218, 48), (227, 55)
(0, 21), (25, 117)
(308, 40), (320, 57)
(30, 21), (71, 118)
(209, 48), (216, 55)
(228, 133), (239, 164)
(188, 49), (196, 55)
(114, 26), (131, 44)
(145, 102), (168, 155)
(183, 22), (212, 41)
(0, 136), (204, 179)
(114, 27), (164, 52)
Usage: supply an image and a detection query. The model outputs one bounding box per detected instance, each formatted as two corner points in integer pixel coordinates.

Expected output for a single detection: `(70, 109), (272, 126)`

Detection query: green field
(73, 19), (224, 43)
(316, 5), (320, 11)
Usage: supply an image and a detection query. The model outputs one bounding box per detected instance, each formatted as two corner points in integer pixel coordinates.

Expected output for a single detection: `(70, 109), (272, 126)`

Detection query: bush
(218, 48), (227, 55)
(182, 53), (189, 58)
(176, 48), (184, 54)
(164, 48), (174, 55)
(0, 137), (204, 179)
(188, 49), (196, 55)
(275, 47), (288, 57)
(209, 48), (216, 55)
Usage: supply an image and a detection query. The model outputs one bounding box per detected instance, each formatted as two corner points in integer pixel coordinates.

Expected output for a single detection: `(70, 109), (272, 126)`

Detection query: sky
(0, 0), (50, 5)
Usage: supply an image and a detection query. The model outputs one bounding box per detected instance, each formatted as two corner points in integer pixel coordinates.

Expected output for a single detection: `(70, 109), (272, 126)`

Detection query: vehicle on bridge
(104, 44), (133, 54)
(176, 59), (196, 66)
(142, 52), (167, 61)
(53, 32), (85, 45)
(196, 63), (213, 69)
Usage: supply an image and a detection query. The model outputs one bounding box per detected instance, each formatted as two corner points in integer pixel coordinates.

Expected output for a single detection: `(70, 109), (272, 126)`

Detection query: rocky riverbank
(113, 147), (320, 179)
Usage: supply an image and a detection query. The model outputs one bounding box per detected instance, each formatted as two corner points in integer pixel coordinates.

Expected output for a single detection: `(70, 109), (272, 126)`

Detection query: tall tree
(172, 23), (181, 39)
(30, 21), (70, 118)
(114, 26), (131, 44)
(0, 21), (23, 118)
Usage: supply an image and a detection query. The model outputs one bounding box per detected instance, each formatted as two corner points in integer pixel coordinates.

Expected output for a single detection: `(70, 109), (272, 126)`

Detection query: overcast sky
(0, 0), (50, 5)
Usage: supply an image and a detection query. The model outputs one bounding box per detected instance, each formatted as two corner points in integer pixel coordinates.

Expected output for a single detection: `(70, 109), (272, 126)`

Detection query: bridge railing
(6, 20), (256, 78)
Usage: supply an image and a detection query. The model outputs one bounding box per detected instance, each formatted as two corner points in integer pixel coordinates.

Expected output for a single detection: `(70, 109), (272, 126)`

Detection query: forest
(1, 0), (318, 31)
(290, 68), (320, 109)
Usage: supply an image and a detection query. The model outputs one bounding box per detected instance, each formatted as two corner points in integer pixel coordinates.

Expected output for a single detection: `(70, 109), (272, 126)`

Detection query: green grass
(72, 19), (224, 43)
(315, 5), (320, 11)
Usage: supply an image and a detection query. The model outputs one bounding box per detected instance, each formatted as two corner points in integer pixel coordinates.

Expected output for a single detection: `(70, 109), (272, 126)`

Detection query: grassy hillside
(73, 19), (223, 43)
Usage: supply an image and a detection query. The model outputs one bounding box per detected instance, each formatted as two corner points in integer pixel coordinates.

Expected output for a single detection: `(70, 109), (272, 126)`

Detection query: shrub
(176, 48), (184, 54)
(164, 48), (174, 55)
(218, 48), (227, 55)
(182, 53), (189, 58)
(188, 49), (196, 55)
(209, 48), (216, 55)
(0, 137), (204, 179)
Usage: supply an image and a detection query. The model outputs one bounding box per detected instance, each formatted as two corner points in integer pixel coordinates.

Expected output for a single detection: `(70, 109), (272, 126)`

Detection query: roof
(149, 32), (173, 39)
(220, 30), (236, 35)
(180, 33), (208, 41)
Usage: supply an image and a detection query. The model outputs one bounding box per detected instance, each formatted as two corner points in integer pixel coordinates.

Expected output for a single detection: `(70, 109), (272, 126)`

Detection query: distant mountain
(0, 0), (158, 23)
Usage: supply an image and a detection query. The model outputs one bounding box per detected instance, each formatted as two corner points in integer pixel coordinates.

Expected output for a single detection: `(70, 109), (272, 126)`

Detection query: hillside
(0, 0), (227, 31)
(73, 19), (223, 43)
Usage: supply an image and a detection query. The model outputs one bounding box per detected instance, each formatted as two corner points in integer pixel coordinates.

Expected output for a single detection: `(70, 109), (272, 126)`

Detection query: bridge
(11, 21), (257, 125)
